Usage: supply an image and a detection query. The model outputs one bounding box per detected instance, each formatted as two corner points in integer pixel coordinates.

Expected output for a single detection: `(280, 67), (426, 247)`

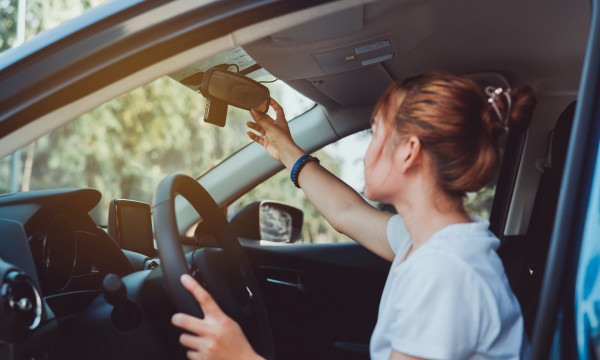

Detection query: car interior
(0, 0), (592, 359)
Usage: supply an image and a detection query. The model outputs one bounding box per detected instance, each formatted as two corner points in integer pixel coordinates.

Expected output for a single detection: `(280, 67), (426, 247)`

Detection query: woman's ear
(397, 135), (421, 173)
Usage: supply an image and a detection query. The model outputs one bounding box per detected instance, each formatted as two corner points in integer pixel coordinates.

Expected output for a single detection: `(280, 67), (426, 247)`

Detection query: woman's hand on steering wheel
(172, 274), (265, 360)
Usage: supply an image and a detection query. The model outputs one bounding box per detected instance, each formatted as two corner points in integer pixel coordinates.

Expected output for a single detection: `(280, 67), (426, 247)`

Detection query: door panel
(241, 241), (390, 360)
(529, 0), (600, 357)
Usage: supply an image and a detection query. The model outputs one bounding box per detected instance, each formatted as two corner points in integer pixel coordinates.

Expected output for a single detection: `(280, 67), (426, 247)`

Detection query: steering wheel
(153, 173), (274, 359)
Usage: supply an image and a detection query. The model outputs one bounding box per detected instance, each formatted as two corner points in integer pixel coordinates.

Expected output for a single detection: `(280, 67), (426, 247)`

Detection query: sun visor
(308, 65), (393, 106)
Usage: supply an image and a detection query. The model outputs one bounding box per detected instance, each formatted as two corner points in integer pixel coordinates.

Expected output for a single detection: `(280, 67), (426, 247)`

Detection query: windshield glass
(0, 71), (315, 224)
(1, 0), (108, 53)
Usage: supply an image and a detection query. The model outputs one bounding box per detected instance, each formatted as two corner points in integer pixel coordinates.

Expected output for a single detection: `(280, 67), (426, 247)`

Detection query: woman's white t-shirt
(370, 215), (529, 360)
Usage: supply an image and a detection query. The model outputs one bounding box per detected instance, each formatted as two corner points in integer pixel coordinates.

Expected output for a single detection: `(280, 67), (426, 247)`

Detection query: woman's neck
(395, 194), (471, 252)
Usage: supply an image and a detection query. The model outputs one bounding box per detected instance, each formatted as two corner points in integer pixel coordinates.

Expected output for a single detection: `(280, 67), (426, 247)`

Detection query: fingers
(246, 121), (267, 147)
(247, 131), (265, 146)
(186, 350), (202, 360)
(251, 97), (285, 124)
(270, 97), (283, 112)
(246, 121), (266, 135)
(249, 111), (282, 143)
(180, 274), (221, 316)
(250, 109), (275, 127)
(174, 274), (257, 360)
(185, 350), (203, 360)
(179, 333), (203, 350)
(269, 98), (287, 123)
(172, 313), (208, 335)
(172, 275), (224, 334)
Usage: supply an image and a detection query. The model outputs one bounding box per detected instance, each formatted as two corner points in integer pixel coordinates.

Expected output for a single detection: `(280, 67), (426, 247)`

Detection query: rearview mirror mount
(200, 68), (270, 127)
(203, 97), (228, 127)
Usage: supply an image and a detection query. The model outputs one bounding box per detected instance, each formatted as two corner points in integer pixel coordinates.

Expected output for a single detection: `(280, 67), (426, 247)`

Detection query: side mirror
(202, 68), (270, 112)
(229, 200), (303, 243)
(259, 201), (303, 243)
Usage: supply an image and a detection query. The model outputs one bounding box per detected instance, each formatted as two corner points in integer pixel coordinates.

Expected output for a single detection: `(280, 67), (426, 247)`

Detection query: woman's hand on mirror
(171, 274), (263, 360)
(247, 98), (304, 167)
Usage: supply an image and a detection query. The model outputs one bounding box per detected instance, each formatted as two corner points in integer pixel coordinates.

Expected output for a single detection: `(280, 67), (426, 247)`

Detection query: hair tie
(485, 86), (512, 127)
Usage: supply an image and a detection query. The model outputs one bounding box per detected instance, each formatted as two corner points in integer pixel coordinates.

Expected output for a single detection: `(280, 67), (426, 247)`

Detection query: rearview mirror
(202, 68), (270, 112)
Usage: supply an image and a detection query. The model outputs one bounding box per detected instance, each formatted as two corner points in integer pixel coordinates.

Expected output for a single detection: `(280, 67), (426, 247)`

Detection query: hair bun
(507, 86), (536, 132)
(374, 72), (537, 198)
(481, 85), (536, 138)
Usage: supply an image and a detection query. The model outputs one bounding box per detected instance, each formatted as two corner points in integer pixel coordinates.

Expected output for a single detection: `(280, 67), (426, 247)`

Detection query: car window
(229, 130), (497, 244)
(1, 0), (108, 53)
(229, 130), (374, 244)
(0, 72), (314, 225)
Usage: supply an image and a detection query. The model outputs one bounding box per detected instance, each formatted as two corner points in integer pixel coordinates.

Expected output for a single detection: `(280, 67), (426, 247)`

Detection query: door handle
(266, 277), (306, 292)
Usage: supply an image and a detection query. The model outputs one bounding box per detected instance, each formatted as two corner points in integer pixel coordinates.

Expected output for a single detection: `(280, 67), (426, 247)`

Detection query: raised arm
(247, 99), (394, 261)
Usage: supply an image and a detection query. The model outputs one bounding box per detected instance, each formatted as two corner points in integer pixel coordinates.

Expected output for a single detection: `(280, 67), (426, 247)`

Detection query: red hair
(373, 73), (536, 198)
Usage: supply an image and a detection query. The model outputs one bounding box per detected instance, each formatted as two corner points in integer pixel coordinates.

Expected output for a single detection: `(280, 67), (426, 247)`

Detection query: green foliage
(0, 0), (106, 52)
(24, 76), (262, 223)
(0, 0), (18, 51)
(10, 72), (343, 242)
(464, 186), (496, 220)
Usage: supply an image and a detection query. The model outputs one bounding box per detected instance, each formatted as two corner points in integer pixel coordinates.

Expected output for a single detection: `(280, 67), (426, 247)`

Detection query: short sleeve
(386, 214), (411, 255)
(388, 252), (488, 359)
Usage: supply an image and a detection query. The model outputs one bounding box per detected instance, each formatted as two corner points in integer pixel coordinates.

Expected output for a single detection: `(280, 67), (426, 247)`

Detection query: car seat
(498, 101), (576, 337)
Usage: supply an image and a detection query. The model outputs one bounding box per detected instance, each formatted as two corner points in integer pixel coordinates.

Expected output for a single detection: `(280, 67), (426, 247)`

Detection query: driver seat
(498, 101), (576, 337)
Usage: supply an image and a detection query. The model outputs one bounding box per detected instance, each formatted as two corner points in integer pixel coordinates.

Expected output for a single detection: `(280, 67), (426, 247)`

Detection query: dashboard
(0, 188), (133, 358)
(0, 188), (299, 359)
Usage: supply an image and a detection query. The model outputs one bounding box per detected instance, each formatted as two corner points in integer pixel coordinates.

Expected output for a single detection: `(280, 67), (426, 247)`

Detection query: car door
(242, 240), (390, 360)
(529, 0), (600, 358)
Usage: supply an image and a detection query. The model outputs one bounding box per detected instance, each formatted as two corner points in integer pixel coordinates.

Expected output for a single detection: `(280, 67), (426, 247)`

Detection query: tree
(0, 0), (106, 52)
(0, 0), (18, 52)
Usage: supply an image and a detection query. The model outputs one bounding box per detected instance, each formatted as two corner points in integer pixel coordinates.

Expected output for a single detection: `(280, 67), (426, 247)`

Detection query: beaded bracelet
(290, 154), (320, 188)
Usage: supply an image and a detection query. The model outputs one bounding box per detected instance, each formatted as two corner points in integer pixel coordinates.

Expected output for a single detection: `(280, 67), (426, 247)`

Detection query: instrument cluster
(28, 213), (100, 295)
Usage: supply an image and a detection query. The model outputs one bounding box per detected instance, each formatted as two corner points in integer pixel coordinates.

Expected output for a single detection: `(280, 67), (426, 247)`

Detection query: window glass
(229, 130), (497, 244)
(229, 130), (372, 244)
(464, 186), (496, 219)
(228, 148), (354, 244)
(0, 72), (314, 225)
(1, 0), (108, 53)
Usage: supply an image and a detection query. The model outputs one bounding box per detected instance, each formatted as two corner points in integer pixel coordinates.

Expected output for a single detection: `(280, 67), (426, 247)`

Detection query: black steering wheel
(153, 173), (274, 359)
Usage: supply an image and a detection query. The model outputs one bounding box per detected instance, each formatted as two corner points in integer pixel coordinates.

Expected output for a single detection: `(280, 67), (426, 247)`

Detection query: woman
(171, 72), (536, 359)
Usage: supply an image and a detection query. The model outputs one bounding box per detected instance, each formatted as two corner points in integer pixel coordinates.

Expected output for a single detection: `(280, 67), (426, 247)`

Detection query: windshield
(0, 71), (314, 224)
(1, 0), (109, 53)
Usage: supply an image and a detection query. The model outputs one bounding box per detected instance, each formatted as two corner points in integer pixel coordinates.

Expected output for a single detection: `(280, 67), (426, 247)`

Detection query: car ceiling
(186, 0), (591, 235)
(0, 0), (589, 160)
(243, 0), (590, 109)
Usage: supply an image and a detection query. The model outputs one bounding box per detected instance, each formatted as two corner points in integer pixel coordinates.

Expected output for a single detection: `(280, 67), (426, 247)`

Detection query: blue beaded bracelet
(290, 154), (319, 188)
